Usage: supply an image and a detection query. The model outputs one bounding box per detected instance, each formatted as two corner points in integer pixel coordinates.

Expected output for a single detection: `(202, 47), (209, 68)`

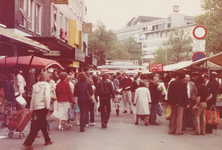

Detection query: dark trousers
(99, 96), (111, 124)
(89, 102), (95, 123)
(149, 103), (158, 124)
(24, 108), (50, 146)
(182, 100), (195, 129)
(78, 101), (89, 130)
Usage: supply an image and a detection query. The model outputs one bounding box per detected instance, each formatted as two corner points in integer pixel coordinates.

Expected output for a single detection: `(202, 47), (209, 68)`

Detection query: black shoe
(45, 141), (53, 146)
(145, 123), (148, 126)
(123, 110), (127, 113)
(80, 129), (85, 132)
(101, 122), (107, 128)
(130, 110), (133, 114)
(134, 122), (138, 125)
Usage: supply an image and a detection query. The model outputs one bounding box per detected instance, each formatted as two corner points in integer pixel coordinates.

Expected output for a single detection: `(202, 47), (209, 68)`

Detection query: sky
(85, 0), (203, 30)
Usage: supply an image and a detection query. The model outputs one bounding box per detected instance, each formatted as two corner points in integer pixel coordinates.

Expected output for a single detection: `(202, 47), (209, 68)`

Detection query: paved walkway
(0, 103), (222, 150)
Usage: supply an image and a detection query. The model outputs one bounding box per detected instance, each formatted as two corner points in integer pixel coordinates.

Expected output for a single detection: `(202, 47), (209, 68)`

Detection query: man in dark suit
(168, 71), (189, 135)
(203, 74), (216, 134)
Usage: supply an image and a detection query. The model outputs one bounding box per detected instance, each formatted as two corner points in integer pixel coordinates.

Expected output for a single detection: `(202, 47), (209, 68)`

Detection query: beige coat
(134, 87), (151, 115)
(188, 81), (198, 101)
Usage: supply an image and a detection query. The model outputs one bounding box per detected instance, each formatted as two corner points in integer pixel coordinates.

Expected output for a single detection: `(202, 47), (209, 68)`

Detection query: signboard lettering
(53, 0), (68, 4)
(149, 63), (163, 72)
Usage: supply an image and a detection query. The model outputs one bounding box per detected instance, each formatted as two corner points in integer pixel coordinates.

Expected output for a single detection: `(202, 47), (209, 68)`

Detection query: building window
(19, 0), (27, 26)
(167, 23), (171, 28)
(36, 3), (41, 34)
(53, 7), (57, 35)
(59, 13), (63, 30)
(28, 0), (34, 31)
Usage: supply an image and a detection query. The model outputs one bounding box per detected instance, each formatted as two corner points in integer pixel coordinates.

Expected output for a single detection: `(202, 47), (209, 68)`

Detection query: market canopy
(0, 55), (64, 69)
(0, 26), (50, 52)
(163, 52), (222, 72)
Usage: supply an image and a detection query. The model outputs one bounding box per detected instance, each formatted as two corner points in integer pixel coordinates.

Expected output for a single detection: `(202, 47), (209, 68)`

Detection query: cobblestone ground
(0, 103), (222, 150)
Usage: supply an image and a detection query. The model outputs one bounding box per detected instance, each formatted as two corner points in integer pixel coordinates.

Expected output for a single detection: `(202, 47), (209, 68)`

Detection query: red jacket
(56, 81), (72, 103)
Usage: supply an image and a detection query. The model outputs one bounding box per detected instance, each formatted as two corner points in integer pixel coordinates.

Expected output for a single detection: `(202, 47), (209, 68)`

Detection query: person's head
(153, 75), (159, 84)
(92, 75), (98, 84)
(139, 81), (146, 87)
(66, 75), (72, 83)
(178, 71), (185, 80)
(202, 74), (209, 83)
(122, 72), (127, 78)
(7, 73), (15, 82)
(77, 72), (87, 82)
(184, 74), (190, 84)
(53, 69), (58, 75)
(191, 72), (199, 80)
(38, 72), (49, 82)
(59, 72), (68, 81)
(87, 78), (94, 85)
(197, 76), (205, 84)
(102, 73), (109, 80)
(172, 71), (179, 79)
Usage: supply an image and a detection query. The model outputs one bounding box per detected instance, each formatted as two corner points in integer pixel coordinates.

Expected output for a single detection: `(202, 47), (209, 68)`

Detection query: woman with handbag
(51, 72), (73, 130)
(74, 72), (93, 132)
(23, 72), (52, 150)
(192, 77), (212, 135)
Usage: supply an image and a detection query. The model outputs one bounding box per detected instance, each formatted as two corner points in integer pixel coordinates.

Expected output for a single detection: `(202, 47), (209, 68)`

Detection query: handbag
(51, 92), (57, 101)
(68, 107), (76, 121)
(165, 105), (171, 120)
(15, 96), (27, 108)
(87, 90), (93, 103)
(206, 107), (220, 125)
(157, 102), (162, 116)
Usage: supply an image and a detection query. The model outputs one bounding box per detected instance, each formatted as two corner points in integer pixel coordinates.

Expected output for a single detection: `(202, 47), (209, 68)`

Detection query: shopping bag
(206, 108), (220, 125)
(157, 102), (162, 116)
(16, 96), (27, 108)
(165, 105), (171, 120)
(68, 107), (76, 121)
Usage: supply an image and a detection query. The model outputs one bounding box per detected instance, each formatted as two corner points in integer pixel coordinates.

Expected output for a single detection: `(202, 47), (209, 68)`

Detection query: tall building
(0, 0), (96, 72)
(114, 13), (194, 67)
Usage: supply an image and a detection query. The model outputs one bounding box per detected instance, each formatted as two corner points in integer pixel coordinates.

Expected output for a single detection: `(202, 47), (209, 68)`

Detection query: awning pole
(25, 54), (35, 106)
(5, 56), (7, 80)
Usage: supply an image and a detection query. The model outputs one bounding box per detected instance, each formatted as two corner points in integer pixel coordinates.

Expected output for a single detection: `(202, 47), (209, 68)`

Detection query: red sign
(149, 63), (163, 72)
(193, 26), (207, 40)
(192, 52), (206, 62)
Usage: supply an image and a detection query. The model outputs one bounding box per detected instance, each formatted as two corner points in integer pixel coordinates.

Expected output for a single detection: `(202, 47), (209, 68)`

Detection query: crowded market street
(0, 103), (221, 150)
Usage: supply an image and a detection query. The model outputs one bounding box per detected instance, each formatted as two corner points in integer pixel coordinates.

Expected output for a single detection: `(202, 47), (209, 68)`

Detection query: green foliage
(88, 21), (142, 65)
(153, 26), (193, 64)
(194, 0), (222, 54)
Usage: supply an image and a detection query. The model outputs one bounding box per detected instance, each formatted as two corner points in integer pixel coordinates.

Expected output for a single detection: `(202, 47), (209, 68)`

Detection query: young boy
(113, 90), (122, 116)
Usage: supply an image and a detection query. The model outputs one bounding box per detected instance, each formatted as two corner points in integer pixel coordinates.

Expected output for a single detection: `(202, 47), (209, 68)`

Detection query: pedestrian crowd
(0, 69), (221, 150)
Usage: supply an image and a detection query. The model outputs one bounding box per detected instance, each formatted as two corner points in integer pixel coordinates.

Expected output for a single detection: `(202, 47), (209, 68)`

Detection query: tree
(88, 21), (117, 65)
(124, 37), (143, 64)
(153, 26), (192, 64)
(194, 0), (222, 55)
(153, 43), (169, 65)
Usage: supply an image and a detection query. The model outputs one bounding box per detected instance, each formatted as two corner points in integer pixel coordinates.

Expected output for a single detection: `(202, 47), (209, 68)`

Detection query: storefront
(27, 37), (85, 73)
(84, 53), (97, 72)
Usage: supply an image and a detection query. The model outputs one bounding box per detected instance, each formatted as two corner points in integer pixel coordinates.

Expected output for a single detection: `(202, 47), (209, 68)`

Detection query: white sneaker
(90, 122), (96, 126)
(76, 122), (80, 126)
(86, 124), (89, 127)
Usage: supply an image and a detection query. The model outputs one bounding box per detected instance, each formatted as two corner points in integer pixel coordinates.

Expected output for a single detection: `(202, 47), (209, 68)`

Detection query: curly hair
(59, 72), (68, 81)
(77, 72), (87, 82)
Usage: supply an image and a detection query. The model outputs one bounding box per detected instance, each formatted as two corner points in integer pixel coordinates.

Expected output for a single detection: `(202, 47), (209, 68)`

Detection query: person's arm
(45, 84), (51, 110)
(192, 96), (200, 110)
(88, 82), (93, 96)
(206, 94), (213, 102)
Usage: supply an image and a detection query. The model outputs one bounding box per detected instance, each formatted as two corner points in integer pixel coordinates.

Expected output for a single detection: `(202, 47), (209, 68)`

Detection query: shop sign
(75, 48), (85, 62)
(149, 63), (163, 72)
(173, 5), (179, 12)
(82, 23), (92, 33)
(43, 50), (60, 56)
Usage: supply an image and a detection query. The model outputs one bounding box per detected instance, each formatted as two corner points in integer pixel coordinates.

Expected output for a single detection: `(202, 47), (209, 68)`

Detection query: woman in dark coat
(74, 72), (93, 132)
(3, 73), (16, 126)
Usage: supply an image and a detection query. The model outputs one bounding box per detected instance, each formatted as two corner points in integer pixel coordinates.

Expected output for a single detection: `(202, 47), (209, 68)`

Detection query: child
(113, 90), (122, 116)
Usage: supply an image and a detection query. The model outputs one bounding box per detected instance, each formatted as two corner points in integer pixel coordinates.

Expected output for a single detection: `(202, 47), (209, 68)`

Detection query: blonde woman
(23, 72), (52, 149)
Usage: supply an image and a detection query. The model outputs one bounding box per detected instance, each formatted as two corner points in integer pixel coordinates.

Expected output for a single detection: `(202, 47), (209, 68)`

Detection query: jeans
(99, 96), (111, 124)
(122, 90), (132, 111)
(149, 103), (158, 124)
(86, 102), (95, 124)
